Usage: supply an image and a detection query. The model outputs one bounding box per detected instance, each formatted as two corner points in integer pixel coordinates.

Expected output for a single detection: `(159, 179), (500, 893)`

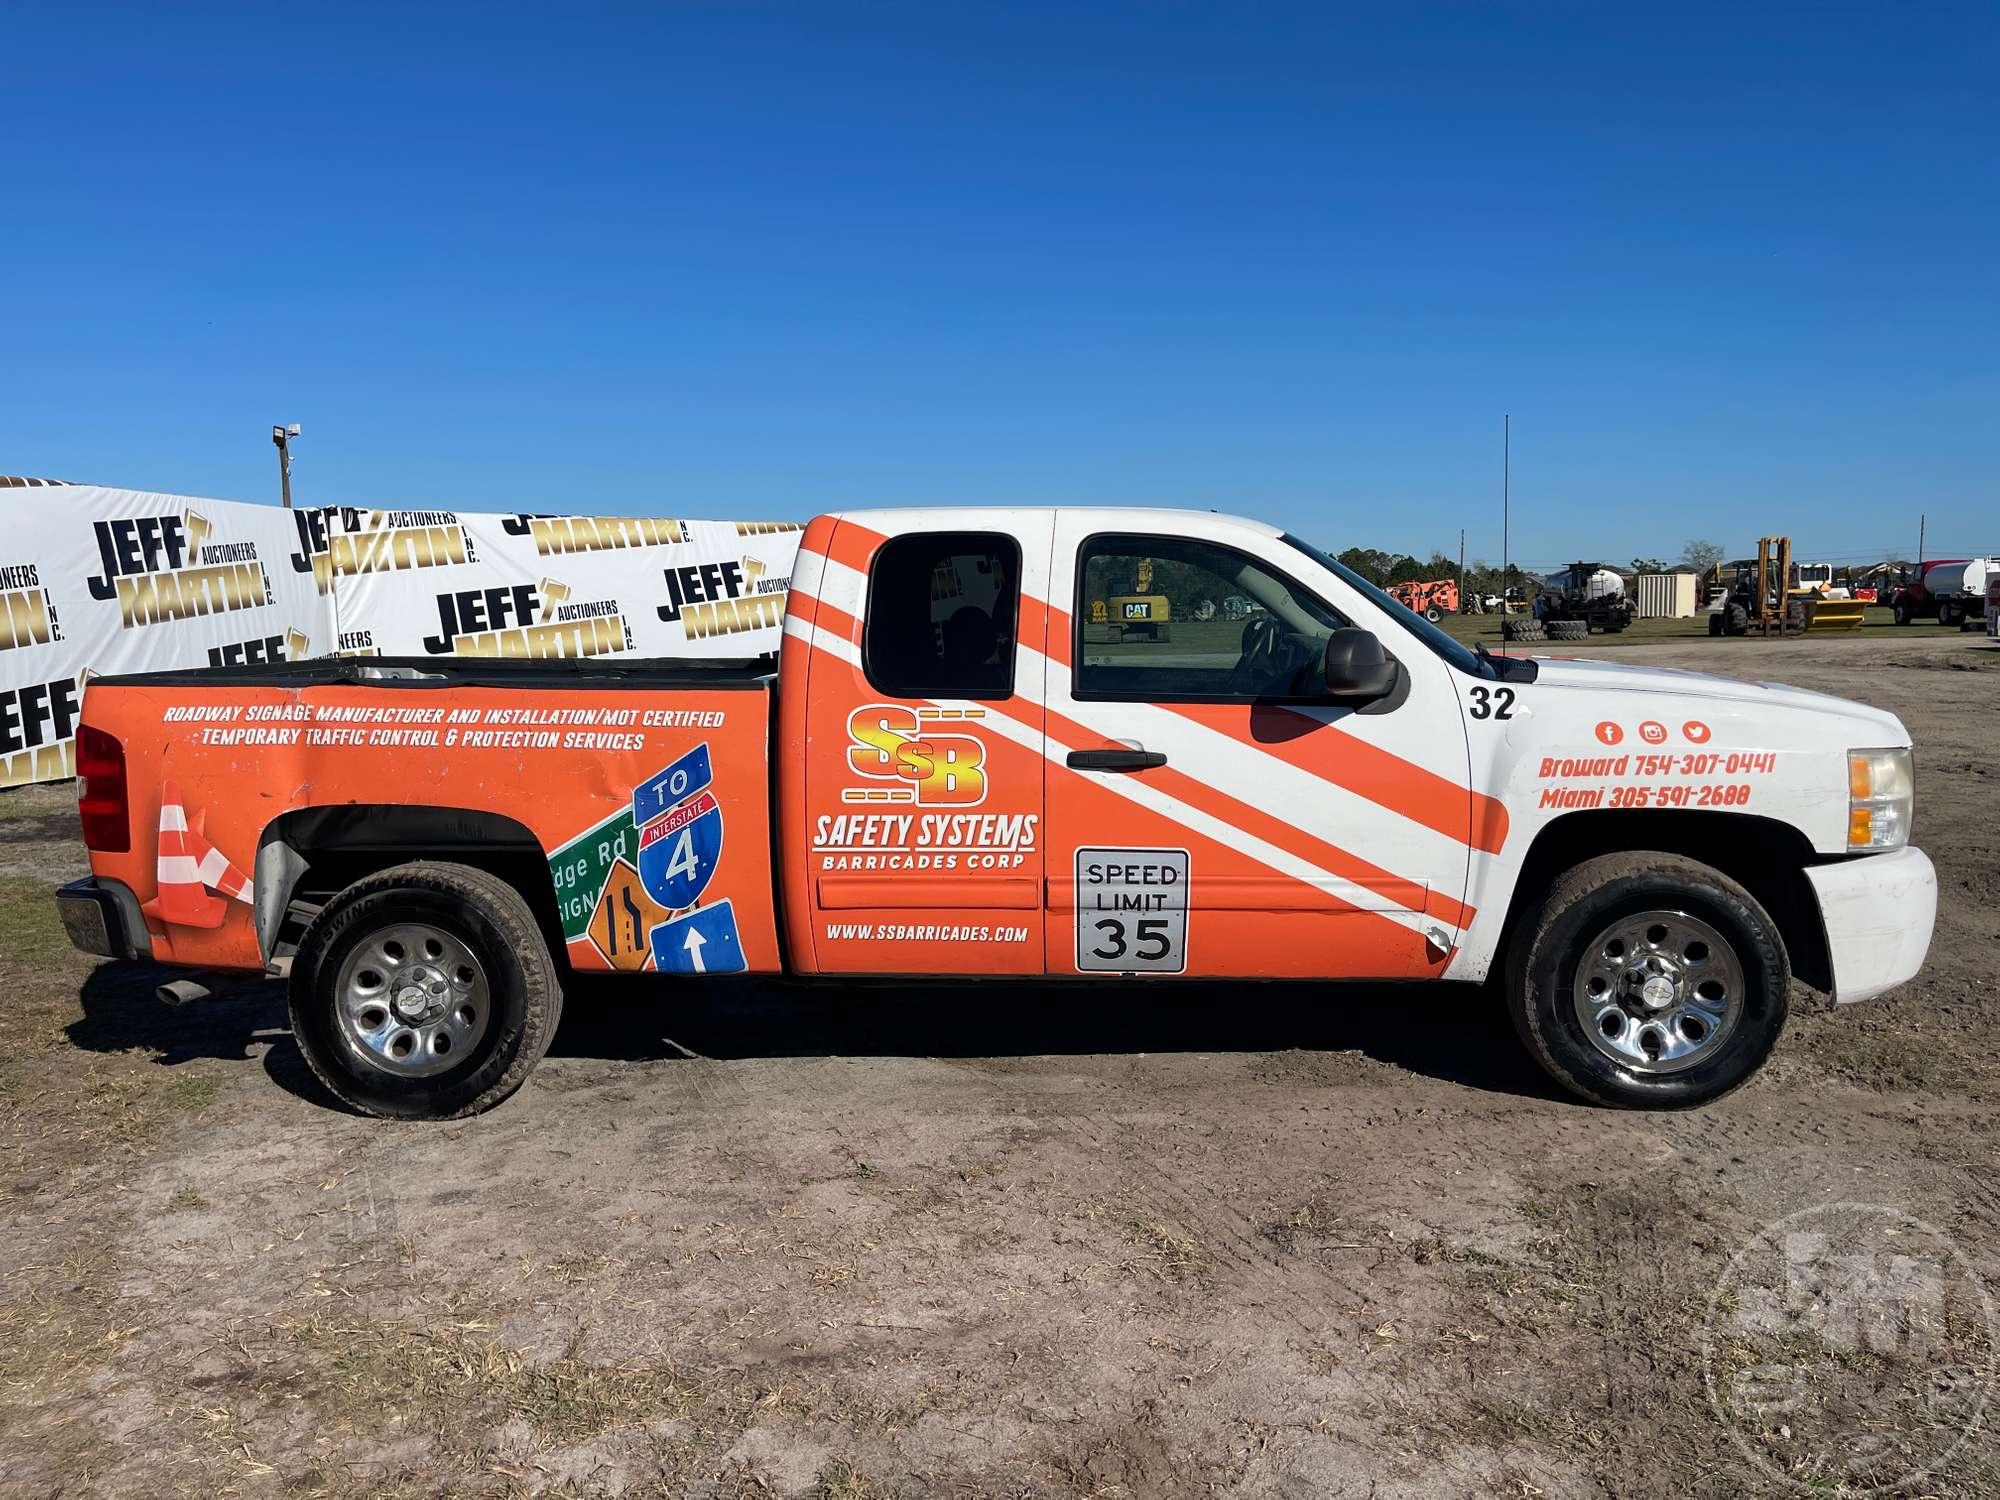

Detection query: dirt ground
(3, 631), (1998, 1498)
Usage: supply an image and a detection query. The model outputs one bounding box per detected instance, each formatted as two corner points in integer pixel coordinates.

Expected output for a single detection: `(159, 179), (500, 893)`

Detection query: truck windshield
(1280, 534), (1490, 679)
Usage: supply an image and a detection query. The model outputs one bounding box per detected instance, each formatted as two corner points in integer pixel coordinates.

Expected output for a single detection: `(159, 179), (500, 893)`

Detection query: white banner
(3, 485), (803, 788)
(297, 507), (801, 660)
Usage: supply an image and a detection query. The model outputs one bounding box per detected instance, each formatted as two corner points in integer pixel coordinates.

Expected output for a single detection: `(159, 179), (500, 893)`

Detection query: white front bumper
(1804, 845), (1937, 1005)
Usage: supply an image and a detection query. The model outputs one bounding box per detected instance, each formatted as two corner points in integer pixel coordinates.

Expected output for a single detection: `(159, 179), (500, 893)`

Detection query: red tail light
(76, 725), (130, 852)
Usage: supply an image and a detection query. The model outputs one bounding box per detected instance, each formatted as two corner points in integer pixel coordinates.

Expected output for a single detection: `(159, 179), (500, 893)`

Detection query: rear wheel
(290, 861), (562, 1119)
(1893, 601), (1911, 626)
(1506, 853), (1788, 1108)
(1939, 602), (1961, 628)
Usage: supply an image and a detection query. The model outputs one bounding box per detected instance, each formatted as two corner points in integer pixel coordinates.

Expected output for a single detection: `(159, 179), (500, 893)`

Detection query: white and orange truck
(56, 509), (1936, 1116)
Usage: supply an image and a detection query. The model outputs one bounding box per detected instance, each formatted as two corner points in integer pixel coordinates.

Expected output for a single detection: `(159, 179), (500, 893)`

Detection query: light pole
(272, 423), (300, 508)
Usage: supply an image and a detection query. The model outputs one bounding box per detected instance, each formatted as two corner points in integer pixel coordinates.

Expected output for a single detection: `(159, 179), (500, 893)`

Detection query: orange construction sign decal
(587, 858), (671, 971)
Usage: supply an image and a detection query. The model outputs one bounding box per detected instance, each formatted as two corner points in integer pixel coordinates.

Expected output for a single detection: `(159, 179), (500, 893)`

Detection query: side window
(1075, 535), (1348, 701)
(864, 531), (1020, 699)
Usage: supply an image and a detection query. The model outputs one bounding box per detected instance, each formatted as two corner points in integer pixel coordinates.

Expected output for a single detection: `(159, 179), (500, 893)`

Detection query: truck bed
(77, 657), (782, 977)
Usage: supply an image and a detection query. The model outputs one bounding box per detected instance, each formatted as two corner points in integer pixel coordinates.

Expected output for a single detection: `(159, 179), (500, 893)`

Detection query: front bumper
(55, 877), (153, 961)
(1804, 846), (1936, 1006)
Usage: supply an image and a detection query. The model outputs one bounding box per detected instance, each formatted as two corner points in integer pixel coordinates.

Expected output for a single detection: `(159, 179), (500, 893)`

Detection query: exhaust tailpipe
(157, 978), (215, 1007)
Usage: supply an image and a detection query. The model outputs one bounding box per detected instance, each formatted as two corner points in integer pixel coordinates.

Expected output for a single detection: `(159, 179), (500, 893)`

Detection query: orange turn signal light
(1848, 807), (1874, 845)
(1848, 758), (1872, 799)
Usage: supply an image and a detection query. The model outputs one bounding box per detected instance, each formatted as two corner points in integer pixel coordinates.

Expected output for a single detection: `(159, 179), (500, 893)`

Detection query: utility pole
(272, 423), (300, 508)
(1457, 527), (1467, 610)
(1917, 512), (1926, 567)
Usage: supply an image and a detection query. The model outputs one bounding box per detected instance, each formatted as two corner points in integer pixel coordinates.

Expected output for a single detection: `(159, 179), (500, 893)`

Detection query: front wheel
(290, 861), (563, 1119)
(1506, 852), (1788, 1108)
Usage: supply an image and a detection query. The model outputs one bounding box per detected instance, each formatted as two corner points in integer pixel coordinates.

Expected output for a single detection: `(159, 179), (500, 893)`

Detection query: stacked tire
(1503, 617), (1546, 643)
(1547, 620), (1589, 642)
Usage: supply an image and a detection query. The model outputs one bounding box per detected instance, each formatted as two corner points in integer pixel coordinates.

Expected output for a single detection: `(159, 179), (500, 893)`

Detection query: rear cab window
(863, 532), (1021, 699)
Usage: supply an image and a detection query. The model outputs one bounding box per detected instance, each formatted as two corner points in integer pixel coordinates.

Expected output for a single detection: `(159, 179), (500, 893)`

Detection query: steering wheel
(1227, 615), (1307, 696)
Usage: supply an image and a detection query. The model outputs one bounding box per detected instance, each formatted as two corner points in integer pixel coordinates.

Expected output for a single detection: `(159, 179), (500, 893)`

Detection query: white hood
(1523, 656), (1908, 742)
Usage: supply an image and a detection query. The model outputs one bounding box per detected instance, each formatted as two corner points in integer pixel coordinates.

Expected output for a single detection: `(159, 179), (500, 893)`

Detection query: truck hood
(1524, 655), (1908, 742)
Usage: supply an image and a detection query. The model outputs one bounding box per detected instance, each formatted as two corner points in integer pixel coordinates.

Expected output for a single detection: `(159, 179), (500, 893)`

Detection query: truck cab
(60, 507), (1938, 1118)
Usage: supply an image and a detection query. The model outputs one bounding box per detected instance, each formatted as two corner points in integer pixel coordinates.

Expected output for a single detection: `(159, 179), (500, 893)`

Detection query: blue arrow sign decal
(651, 900), (745, 974)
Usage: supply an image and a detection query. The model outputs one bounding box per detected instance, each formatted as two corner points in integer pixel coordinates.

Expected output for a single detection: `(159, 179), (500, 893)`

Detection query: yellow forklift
(1707, 537), (1866, 636)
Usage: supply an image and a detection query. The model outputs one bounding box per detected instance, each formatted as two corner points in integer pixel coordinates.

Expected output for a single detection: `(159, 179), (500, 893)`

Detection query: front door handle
(1066, 748), (1166, 771)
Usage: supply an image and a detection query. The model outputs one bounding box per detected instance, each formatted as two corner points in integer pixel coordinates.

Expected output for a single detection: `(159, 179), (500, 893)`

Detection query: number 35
(1091, 917), (1172, 962)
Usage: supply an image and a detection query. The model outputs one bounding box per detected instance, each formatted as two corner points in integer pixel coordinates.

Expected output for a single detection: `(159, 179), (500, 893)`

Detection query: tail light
(76, 725), (130, 852)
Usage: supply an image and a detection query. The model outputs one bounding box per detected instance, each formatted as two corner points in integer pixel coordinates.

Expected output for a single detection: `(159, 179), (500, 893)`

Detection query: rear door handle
(1066, 748), (1166, 771)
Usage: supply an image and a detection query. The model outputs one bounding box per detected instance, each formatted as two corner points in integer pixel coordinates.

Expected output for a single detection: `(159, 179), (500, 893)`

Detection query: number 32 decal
(1468, 685), (1516, 720)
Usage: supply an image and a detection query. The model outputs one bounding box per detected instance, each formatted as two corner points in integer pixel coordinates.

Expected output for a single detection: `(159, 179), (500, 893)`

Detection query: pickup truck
(56, 508), (1938, 1117)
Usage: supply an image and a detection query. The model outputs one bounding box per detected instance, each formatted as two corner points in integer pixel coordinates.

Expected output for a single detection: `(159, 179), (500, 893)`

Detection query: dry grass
(1126, 1217), (1205, 1283)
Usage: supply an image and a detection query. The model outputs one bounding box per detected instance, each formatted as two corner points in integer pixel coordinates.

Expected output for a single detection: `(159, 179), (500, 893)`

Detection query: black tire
(1707, 612), (1725, 637)
(1424, 606), (1443, 623)
(1724, 602), (1749, 636)
(289, 861), (563, 1119)
(1893, 601), (1911, 626)
(1939, 602), (1960, 628)
(1504, 852), (1788, 1109)
(1503, 618), (1545, 642)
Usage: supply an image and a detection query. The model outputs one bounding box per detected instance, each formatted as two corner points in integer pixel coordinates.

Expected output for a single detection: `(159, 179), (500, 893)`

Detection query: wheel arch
(254, 804), (567, 968)
(1493, 810), (1832, 994)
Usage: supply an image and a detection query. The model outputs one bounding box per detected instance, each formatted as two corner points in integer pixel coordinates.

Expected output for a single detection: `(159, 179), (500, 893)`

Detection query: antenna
(1501, 414), (1511, 654)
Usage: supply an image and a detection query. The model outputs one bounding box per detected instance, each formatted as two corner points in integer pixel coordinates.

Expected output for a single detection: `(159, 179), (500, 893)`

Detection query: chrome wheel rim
(334, 922), (490, 1080)
(1571, 909), (1744, 1074)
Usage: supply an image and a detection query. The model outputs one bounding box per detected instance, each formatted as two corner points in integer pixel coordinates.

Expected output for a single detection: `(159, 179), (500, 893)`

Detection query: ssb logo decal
(844, 704), (987, 807)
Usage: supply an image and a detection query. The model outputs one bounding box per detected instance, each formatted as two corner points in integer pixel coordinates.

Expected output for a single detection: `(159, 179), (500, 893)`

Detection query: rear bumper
(1805, 846), (1936, 1006)
(55, 877), (153, 961)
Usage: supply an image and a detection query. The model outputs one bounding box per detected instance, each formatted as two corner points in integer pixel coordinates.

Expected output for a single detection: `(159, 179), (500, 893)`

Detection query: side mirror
(1322, 628), (1399, 701)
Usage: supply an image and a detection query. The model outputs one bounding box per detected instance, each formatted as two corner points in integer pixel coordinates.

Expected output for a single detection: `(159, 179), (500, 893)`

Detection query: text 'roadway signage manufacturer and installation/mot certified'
(1074, 847), (1189, 974)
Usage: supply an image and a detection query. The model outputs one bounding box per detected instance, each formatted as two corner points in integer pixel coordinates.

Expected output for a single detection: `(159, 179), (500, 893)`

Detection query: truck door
(791, 513), (1053, 975)
(1042, 513), (1487, 980)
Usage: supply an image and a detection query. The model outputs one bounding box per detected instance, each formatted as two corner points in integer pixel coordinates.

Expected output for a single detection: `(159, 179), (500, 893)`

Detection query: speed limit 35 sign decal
(1075, 847), (1189, 973)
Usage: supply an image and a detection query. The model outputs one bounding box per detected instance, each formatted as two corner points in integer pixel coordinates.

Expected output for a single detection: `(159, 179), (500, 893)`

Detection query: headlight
(1847, 747), (1913, 850)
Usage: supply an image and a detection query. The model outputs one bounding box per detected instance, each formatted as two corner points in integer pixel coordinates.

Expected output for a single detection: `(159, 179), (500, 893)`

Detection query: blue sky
(2, 2), (1992, 568)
